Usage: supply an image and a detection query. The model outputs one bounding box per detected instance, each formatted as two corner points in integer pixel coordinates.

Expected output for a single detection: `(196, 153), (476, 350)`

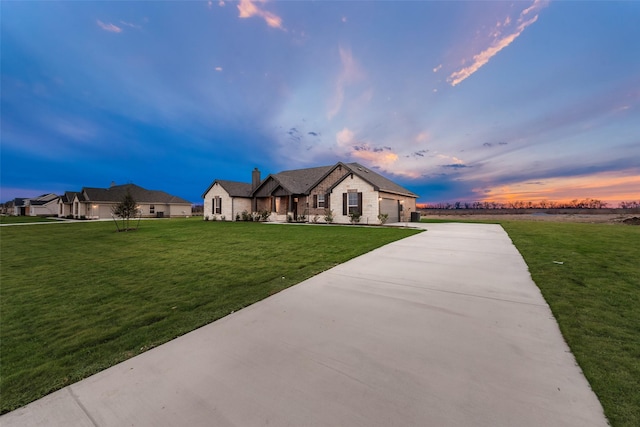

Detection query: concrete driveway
(1, 223), (607, 426)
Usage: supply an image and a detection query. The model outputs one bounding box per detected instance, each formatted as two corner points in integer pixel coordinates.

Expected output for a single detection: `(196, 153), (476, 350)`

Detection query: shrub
(312, 214), (320, 224)
(241, 210), (252, 221)
(349, 212), (361, 224)
(220, 215), (226, 221)
(378, 213), (389, 225)
(324, 209), (334, 224)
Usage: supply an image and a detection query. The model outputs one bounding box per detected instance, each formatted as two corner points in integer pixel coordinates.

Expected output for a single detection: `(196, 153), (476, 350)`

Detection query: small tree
(349, 211), (361, 224)
(324, 209), (334, 224)
(111, 190), (140, 231)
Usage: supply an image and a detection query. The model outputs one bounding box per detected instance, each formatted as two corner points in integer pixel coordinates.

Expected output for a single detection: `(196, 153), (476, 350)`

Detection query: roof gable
(201, 180), (253, 198)
(344, 163), (418, 198)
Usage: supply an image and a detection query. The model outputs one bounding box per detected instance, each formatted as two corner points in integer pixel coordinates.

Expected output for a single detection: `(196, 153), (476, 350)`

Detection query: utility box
(410, 211), (421, 222)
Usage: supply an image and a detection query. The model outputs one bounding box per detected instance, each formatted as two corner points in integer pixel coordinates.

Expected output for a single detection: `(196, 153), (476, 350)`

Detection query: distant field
(0, 219), (420, 413)
(424, 217), (639, 427)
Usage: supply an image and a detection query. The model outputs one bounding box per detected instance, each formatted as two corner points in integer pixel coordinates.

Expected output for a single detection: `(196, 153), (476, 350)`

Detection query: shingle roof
(29, 193), (59, 205)
(208, 162), (418, 200)
(272, 165), (335, 194)
(82, 184), (190, 204)
(344, 163), (418, 197)
(215, 180), (253, 197)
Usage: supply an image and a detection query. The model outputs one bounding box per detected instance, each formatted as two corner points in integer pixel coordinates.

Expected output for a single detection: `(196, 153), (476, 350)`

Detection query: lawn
(0, 216), (58, 224)
(0, 219), (420, 413)
(425, 218), (640, 427)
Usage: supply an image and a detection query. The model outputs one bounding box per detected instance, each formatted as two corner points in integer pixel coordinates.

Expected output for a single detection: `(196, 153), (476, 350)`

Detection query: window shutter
(357, 192), (363, 214)
(219, 197), (222, 214)
(342, 193), (347, 215)
(313, 194), (317, 209)
(326, 194), (330, 210)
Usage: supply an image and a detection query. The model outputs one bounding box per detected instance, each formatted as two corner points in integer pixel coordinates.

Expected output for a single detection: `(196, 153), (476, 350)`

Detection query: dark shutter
(313, 194), (317, 208)
(343, 193), (347, 215)
(219, 197), (222, 214)
(357, 192), (363, 214)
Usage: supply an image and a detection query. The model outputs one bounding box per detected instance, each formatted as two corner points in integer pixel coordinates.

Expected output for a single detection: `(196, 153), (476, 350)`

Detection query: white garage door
(379, 198), (399, 223)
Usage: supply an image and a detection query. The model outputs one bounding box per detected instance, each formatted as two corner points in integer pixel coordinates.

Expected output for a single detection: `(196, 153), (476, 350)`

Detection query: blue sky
(2, 0), (639, 205)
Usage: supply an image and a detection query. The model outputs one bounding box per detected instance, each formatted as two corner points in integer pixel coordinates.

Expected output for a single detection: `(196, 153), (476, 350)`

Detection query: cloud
(97, 20), (122, 33)
(352, 148), (399, 168)
(336, 127), (355, 148)
(215, 66), (223, 72)
(327, 46), (364, 119)
(237, 0), (284, 30)
(415, 132), (429, 143)
(447, 0), (549, 86)
(433, 64), (442, 73)
(119, 20), (142, 30)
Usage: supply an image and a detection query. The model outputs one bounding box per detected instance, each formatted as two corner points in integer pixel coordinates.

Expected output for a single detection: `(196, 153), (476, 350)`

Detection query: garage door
(379, 198), (399, 223)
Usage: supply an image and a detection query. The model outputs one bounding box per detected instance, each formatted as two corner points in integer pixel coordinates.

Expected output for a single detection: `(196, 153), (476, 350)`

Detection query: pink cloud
(96, 20), (122, 33)
(448, 0), (549, 86)
(237, 0), (284, 30)
(327, 46), (365, 119)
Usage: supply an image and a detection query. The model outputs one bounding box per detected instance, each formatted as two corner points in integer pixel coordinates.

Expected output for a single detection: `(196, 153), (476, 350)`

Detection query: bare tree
(111, 190), (140, 231)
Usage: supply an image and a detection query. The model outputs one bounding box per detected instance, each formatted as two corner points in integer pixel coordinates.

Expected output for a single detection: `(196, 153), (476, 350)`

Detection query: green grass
(425, 218), (639, 426)
(0, 216), (58, 224)
(500, 221), (640, 427)
(0, 219), (420, 413)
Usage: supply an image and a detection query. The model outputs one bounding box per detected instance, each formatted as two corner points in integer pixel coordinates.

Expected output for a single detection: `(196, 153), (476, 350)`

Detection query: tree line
(420, 198), (640, 210)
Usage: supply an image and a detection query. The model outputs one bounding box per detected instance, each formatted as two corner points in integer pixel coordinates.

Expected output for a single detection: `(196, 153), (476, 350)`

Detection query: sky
(1, 0), (639, 206)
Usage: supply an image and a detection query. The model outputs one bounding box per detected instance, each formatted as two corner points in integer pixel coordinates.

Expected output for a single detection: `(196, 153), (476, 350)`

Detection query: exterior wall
(308, 167), (348, 218)
(203, 183), (250, 221)
(329, 174), (379, 224)
(166, 204), (192, 217)
(73, 197), (86, 218)
(30, 202), (58, 217)
(379, 191), (417, 223)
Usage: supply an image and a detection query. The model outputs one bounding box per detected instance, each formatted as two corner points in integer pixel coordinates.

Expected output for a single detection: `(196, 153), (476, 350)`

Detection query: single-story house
(11, 194), (59, 216)
(202, 162), (418, 224)
(58, 183), (192, 219)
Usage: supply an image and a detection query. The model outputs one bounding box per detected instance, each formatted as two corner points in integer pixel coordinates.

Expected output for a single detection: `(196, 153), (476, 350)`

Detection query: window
(150, 205), (155, 214)
(343, 191), (362, 215)
(214, 197), (222, 214)
(348, 192), (359, 213)
(313, 194), (325, 209)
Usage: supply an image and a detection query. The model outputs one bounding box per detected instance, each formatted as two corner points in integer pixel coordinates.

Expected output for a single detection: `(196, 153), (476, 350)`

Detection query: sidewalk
(1, 223), (608, 426)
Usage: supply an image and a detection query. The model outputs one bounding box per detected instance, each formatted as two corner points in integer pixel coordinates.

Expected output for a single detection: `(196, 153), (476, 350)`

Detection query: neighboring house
(11, 194), (59, 216)
(28, 193), (60, 216)
(202, 162), (418, 224)
(58, 183), (191, 219)
(12, 198), (30, 216)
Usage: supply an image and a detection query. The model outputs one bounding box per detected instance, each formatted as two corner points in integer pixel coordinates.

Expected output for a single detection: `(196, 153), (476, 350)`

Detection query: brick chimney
(252, 168), (261, 190)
